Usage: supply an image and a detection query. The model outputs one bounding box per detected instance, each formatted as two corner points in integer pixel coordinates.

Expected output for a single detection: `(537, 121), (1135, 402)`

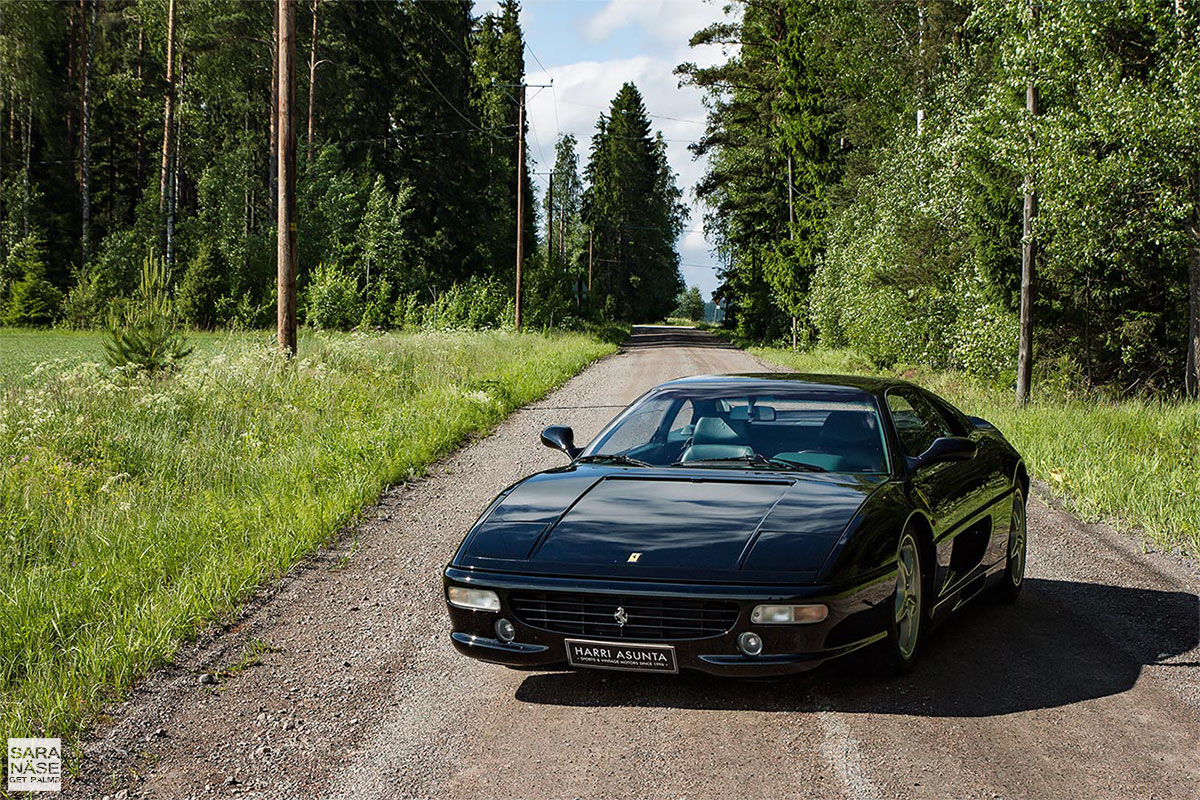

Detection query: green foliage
(1, 233), (62, 327)
(582, 83), (686, 322)
(0, 328), (614, 738)
(422, 277), (514, 331)
(359, 279), (394, 330)
(684, 0), (1200, 395)
(304, 263), (362, 331)
(3, 276), (63, 328)
(102, 254), (193, 372)
(674, 286), (706, 321)
(176, 244), (227, 330)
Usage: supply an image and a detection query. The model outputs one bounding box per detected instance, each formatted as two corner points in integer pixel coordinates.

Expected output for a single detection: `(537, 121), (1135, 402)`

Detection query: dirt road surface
(70, 326), (1200, 800)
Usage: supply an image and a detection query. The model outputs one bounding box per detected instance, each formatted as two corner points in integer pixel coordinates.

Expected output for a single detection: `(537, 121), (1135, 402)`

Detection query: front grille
(509, 591), (740, 641)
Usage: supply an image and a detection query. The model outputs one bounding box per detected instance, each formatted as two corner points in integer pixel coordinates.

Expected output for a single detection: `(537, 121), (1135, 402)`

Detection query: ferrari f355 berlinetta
(444, 374), (1028, 676)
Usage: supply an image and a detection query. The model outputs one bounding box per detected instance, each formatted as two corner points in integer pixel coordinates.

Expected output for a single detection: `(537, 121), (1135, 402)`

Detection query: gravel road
(70, 326), (1200, 800)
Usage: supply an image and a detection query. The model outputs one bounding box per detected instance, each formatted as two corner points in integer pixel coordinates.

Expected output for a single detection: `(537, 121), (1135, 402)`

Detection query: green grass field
(0, 328), (614, 741)
(753, 347), (1200, 557)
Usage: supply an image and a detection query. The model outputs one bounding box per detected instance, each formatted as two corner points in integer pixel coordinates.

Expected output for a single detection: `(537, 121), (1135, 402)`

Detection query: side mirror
(916, 436), (977, 468)
(540, 425), (581, 459)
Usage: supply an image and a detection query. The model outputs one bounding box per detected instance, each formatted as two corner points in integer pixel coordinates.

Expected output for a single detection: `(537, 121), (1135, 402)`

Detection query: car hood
(453, 466), (886, 583)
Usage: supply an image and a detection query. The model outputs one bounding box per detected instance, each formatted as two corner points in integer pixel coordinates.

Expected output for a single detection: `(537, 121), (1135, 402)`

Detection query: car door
(885, 389), (994, 592)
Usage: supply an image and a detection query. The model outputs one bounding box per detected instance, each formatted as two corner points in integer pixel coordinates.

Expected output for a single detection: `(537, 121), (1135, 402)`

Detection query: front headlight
(447, 586), (501, 612)
(750, 603), (828, 624)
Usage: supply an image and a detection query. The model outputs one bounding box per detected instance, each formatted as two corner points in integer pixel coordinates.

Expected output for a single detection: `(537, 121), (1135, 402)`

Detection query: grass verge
(0, 328), (613, 740)
(751, 347), (1200, 557)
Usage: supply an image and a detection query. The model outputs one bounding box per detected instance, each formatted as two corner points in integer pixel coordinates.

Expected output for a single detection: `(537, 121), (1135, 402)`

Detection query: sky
(478, 0), (732, 300)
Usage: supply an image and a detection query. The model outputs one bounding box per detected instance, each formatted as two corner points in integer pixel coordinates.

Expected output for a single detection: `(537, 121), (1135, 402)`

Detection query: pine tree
(582, 83), (684, 321)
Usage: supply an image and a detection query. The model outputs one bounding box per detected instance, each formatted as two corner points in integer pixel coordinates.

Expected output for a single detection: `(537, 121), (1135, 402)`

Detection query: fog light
(447, 586), (501, 612)
(495, 618), (516, 643)
(750, 603), (828, 624)
(737, 631), (764, 657)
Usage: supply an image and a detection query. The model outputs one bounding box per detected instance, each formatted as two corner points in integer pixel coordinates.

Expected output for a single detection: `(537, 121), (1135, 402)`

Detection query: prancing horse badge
(627, 552), (642, 563)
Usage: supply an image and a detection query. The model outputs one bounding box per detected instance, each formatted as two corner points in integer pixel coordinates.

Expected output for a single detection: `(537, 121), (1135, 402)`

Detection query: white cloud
(585, 0), (724, 50)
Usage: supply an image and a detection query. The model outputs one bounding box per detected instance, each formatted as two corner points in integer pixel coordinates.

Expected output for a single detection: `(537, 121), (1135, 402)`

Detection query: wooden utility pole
(788, 154), (796, 350)
(514, 84), (526, 331)
(546, 171), (554, 271)
(276, 0), (298, 355)
(1015, 2), (1039, 405)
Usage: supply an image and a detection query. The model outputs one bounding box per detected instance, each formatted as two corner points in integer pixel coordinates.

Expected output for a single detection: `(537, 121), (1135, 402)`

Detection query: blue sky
(478, 0), (732, 299)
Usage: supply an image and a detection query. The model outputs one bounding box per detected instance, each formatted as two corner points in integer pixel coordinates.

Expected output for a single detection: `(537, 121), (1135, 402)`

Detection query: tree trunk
(306, 0), (318, 162)
(80, 0), (94, 268)
(23, 99), (32, 238)
(1015, 3), (1039, 406)
(136, 24), (145, 193)
(916, 0), (927, 135)
(159, 0), (176, 215)
(269, 3), (279, 223)
(167, 55), (184, 272)
(276, 0), (298, 355)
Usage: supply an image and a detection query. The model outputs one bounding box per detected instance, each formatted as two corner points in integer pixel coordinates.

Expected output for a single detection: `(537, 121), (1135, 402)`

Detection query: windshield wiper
(574, 454), (652, 467)
(672, 454), (826, 472)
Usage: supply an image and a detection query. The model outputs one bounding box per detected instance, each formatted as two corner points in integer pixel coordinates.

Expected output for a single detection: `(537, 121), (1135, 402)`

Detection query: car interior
(613, 394), (890, 473)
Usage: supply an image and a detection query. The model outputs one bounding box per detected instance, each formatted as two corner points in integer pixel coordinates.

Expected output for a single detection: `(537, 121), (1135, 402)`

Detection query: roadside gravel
(68, 326), (1200, 800)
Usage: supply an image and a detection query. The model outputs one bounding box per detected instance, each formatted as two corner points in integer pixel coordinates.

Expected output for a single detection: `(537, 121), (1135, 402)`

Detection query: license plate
(564, 639), (679, 673)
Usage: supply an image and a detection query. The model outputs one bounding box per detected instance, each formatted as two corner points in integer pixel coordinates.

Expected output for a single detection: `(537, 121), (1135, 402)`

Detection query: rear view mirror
(540, 425), (581, 459)
(916, 436), (977, 468)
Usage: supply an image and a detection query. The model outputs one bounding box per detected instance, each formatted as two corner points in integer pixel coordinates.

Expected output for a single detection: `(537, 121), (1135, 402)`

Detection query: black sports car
(444, 374), (1028, 676)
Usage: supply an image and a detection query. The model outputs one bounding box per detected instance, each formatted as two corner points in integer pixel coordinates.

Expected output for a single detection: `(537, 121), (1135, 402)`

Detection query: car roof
(653, 372), (910, 397)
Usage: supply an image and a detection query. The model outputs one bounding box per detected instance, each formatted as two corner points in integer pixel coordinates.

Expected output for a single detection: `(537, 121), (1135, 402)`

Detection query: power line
(524, 42), (561, 141)
(558, 98), (707, 126)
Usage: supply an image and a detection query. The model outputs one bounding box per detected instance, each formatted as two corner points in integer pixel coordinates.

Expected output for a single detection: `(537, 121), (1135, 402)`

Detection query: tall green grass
(752, 347), (1200, 556)
(0, 329), (613, 740)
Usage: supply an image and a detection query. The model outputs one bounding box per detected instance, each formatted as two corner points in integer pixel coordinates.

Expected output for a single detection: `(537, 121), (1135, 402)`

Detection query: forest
(0, 0), (685, 335)
(680, 0), (1200, 397)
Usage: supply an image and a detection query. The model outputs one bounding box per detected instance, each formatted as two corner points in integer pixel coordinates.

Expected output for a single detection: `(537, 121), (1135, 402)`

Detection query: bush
(103, 253), (192, 372)
(177, 244), (228, 329)
(359, 280), (393, 330)
(1, 234), (62, 327)
(391, 292), (421, 330)
(422, 278), (513, 331)
(304, 263), (361, 330)
(3, 275), (63, 327)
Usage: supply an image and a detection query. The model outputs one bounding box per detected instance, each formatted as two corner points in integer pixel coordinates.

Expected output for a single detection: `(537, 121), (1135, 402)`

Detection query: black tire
(882, 527), (926, 675)
(995, 488), (1027, 603)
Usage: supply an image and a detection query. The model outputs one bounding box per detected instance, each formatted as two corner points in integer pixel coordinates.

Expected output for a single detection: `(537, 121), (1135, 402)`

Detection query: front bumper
(444, 566), (894, 677)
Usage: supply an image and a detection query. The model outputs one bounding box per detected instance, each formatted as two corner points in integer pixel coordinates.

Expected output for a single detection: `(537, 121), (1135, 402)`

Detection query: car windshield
(580, 385), (890, 474)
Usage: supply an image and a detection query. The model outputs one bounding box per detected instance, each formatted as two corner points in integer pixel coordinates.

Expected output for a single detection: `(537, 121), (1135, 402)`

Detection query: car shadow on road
(513, 578), (1199, 717)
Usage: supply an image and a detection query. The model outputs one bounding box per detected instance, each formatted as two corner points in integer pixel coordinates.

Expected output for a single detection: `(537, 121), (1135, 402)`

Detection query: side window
(886, 392), (952, 457)
(921, 392), (969, 436)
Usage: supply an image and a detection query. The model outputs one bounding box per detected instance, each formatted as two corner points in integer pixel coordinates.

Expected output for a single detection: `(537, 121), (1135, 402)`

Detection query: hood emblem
(627, 552), (642, 563)
(614, 606), (629, 627)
